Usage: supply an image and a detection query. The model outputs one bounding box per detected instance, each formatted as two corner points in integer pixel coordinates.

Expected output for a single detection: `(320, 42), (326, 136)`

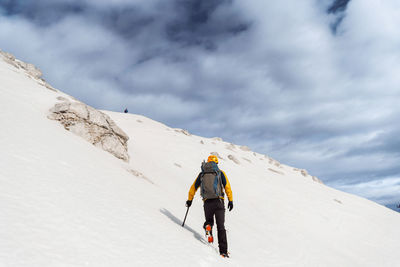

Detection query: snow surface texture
(1, 51), (400, 267)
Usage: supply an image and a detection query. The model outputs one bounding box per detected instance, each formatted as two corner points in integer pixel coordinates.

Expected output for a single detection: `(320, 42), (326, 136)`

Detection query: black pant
(203, 198), (227, 254)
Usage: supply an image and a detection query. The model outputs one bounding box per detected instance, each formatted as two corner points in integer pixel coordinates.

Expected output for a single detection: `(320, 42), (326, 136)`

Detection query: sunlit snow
(1, 52), (400, 267)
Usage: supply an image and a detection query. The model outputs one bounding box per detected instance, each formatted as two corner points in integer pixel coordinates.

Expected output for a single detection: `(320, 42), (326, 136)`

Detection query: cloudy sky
(1, 0), (399, 209)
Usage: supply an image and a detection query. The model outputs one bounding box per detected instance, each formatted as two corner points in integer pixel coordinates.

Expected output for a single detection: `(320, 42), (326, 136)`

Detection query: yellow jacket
(188, 170), (233, 202)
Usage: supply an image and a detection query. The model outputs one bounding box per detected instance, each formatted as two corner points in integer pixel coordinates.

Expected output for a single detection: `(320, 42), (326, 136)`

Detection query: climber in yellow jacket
(186, 155), (233, 258)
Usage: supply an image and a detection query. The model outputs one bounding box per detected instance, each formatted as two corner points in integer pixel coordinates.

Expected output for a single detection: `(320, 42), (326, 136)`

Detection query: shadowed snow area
(0, 51), (400, 266)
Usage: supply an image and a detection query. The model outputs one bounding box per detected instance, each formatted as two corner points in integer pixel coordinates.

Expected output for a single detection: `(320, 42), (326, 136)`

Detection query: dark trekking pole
(182, 206), (190, 227)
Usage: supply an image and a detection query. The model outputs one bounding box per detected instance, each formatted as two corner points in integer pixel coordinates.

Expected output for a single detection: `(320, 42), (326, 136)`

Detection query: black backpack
(200, 161), (223, 200)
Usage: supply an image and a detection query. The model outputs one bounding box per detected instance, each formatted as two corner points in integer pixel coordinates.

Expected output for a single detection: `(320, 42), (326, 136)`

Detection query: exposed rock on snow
(268, 168), (284, 175)
(240, 145), (251, 151)
(174, 163), (182, 168)
(56, 96), (69, 102)
(0, 50), (56, 92)
(269, 158), (282, 168)
(334, 199), (343, 204)
(174, 128), (191, 136)
(228, 154), (240, 164)
(242, 157), (252, 163)
(48, 100), (130, 162)
(300, 169), (308, 177)
(312, 176), (323, 184)
(225, 143), (236, 151)
(293, 168), (324, 184)
(127, 169), (154, 184)
(1, 51), (21, 70)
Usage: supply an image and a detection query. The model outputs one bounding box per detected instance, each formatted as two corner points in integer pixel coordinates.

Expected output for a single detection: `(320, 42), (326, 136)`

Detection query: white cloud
(334, 176), (400, 206)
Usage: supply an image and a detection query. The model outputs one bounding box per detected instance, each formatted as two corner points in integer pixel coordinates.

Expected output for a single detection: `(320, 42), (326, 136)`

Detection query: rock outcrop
(228, 154), (240, 164)
(0, 50), (130, 162)
(0, 50), (56, 91)
(48, 100), (130, 162)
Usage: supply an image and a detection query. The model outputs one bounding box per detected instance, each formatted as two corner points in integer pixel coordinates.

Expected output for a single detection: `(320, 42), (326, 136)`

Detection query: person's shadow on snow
(160, 208), (210, 245)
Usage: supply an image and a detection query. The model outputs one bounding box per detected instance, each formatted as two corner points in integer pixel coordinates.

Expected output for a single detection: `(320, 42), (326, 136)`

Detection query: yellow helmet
(207, 155), (218, 164)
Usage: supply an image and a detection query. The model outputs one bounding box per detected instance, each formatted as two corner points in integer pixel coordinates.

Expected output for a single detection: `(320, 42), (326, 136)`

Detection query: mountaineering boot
(220, 253), (229, 258)
(205, 224), (213, 243)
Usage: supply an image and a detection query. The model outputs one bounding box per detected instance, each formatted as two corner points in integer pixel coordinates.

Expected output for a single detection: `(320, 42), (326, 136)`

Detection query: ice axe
(182, 206), (190, 227)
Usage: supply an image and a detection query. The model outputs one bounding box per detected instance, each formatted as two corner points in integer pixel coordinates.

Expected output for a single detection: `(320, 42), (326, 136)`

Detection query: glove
(186, 200), (192, 207)
(227, 201), (233, 211)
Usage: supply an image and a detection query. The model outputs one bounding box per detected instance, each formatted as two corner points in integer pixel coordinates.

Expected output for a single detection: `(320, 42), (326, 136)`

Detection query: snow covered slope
(1, 52), (400, 267)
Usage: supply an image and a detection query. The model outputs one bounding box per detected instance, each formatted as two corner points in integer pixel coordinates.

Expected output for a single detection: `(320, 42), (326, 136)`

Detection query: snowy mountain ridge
(1, 50), (400, 267)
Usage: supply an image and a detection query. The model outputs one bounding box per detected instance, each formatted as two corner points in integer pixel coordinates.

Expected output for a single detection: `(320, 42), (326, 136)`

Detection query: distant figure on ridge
(186, 155), (233, 258)
(124, 108), (128, 113)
